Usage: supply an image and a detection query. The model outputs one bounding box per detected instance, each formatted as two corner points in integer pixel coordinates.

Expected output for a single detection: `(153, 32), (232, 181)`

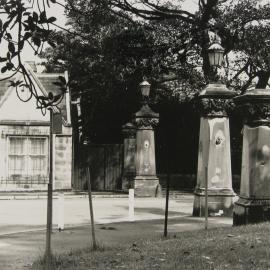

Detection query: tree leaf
(48, 92), (54, 100)
(53, 93), (63, 102)
(8, 80), (22, 87)
(1, 66), (7, 73)
(48, 40), (56, 48)
(8, 42), (15, 54)
(0, 57), (7, 62)
(15, 80), (23, 86)
(3, 20), (10, 30)
(9, 81), (16, 87)
(18, 40), (24, 51)
(23, 32), (32, 40)
(6, 62), (14, 70)
(5, 33), (12, 40)
(58, 76), (66, 85)
(47, 17), (57, 24)
(32, 36), (41, 47)
(40, 11), (47, 23)
(33, 12), (38, 22)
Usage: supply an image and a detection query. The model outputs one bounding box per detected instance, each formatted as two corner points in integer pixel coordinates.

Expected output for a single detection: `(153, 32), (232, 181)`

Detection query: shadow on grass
(31, 243), (107, 270)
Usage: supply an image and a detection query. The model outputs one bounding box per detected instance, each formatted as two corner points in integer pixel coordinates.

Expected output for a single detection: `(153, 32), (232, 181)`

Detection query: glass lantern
(140, 80), (151, 98)
(208, 39), (225, 67)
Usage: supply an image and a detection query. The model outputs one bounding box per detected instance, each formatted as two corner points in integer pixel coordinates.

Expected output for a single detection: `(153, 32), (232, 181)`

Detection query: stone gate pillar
(121, 123), (136, 190)
(133, 81), (160, 197)
(193, 83), (236, 217)
(233, 88), (270, 225)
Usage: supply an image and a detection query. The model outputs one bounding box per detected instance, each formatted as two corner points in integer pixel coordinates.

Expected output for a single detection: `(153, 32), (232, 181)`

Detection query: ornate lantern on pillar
(140, 80), (151, 101)
(192, 33), (236, 217)
(208, 36), (225, 68)
(133, 80), (160, 197)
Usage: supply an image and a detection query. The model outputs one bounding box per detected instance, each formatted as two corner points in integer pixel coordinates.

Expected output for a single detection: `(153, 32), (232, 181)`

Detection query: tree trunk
(201, 33), (211, 81)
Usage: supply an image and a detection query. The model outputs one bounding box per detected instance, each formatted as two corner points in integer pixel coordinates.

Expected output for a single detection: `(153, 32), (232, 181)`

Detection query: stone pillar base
(233, 197), (270, 225)
(134, 176), (161, 197)
(193, 188), (235, 217)
(122, 173), (135, 191)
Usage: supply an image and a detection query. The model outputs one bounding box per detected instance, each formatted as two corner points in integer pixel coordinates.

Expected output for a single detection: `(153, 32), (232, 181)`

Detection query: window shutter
(52, 112), (62, 134)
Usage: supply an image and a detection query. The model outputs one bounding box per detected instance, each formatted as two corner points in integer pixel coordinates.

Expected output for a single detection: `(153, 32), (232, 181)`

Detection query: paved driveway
(0, 195), (233, 269)
(0, 196), (194, 234)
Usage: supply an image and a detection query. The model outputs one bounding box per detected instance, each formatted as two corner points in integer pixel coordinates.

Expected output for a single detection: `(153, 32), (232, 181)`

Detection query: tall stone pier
(233, 88), (270, 225)
(134, 104), (160, 197)
(193, 83), (236, 217)
(121, 123), (136, 190)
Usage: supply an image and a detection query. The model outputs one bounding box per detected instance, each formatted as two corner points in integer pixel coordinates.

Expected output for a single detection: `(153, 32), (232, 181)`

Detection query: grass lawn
(31, 222), (270, 270)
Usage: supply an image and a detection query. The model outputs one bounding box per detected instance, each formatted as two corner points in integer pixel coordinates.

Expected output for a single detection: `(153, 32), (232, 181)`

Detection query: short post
(164, 173), (170, 237)
(129, 189), (135, 222)
(45, 108), (54, 269)
(57, 192), (65, 231)
(205, 166), (208, 230)
(86, 167), (97, 250)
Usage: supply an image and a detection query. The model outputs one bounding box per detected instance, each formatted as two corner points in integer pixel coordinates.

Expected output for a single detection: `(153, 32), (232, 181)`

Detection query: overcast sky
(4, 0), (270, 65)
(26, 0), (198, 62)
(0, 0), (198, 67)
(22, 1), (67, 62)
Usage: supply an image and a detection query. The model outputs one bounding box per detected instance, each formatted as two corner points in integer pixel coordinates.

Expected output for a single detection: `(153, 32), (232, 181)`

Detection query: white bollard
(129, 189), (135, 222)
(57, 192), (65, 231)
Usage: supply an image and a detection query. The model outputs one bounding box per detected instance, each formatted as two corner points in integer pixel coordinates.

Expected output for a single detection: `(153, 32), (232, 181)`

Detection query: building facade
(0, 65), (72, 191)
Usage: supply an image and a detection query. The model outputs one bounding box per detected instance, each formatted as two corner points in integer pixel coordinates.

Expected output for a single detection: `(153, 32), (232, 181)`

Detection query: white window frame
(7, 135), (49, 179)
(8, 136), (27, 177)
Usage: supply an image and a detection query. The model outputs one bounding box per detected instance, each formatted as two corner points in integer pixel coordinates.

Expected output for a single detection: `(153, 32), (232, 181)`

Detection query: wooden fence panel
(88, 146), (106, 190)
(105, 144), (123, 190)
(74, 144), (123, 191)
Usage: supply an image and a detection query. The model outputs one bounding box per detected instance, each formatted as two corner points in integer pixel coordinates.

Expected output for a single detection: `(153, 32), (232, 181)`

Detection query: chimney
(25, 61), (37, 72)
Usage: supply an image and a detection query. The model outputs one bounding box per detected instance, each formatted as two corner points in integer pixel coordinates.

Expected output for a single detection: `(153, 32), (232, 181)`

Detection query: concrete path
(0, 195), (193, 234)
(0, 194), (233, 269)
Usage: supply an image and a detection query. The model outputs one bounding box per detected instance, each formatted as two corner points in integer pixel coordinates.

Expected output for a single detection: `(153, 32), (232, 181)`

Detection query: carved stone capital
(234, 88), (270, 127)
(135, 117), (159, 129)
(122, 123), (136, 138)
(134, 104), (159, 129)
(198, 98), (234, 117)
(237, 103), (270, 126)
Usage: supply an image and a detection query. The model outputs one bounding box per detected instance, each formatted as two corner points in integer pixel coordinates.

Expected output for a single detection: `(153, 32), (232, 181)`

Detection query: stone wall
(54, 135), (72, 189)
